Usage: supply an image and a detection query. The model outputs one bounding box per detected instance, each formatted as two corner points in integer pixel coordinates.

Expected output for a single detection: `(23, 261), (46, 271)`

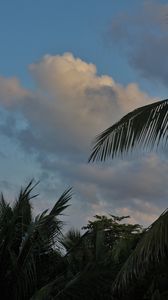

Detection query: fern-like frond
(49, 188), (72, 216)
(89, 98), (168, 161)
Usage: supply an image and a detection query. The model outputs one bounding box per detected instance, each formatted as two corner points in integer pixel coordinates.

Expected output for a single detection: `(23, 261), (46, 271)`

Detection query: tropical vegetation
(2, 99), (168, 299)
(1, 180), (168, 299)
(88, 97), (168, 299)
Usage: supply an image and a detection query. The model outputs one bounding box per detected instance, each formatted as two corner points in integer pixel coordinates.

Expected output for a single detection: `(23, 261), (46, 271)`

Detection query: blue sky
(0, 0), (154, 86)
(0, 0), (168, 229)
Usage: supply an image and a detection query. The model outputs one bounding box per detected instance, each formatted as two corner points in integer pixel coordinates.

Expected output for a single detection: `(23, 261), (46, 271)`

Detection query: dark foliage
(89, 98), (168, 161)
(0, 182), (168, 299)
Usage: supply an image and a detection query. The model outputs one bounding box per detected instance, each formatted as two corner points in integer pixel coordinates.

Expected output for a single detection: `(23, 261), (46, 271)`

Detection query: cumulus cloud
(0, 52), (166, 228)
(0, 77), (28, 107)
(0, 53), (151, 160)
(108, 1), (168, 85)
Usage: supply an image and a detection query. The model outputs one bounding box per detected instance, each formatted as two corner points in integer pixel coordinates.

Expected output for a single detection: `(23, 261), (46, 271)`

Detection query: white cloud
(25, 53), (152, 157)
(0, 53), (152, 159)
(0, 52), (165, 228)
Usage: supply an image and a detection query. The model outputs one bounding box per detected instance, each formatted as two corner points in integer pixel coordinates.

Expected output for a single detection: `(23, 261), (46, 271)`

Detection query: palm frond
(13, 180), (39, 227)
(0, 182), (73, 300)
(89, 98), (168, 161)
(53, 263), (112, 300)
(112, 209), (168, 296)
(49, 188), (72, 216)
(0, 193), (13, 228)
(61, 229), (81, 251)
(11, 181), (39, 256)
(12, 186), (71, 299)
(30, 281), (54, 300)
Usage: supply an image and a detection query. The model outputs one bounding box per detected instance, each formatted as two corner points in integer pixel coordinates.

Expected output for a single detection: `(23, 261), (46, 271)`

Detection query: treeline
(0, 181), (168, 300)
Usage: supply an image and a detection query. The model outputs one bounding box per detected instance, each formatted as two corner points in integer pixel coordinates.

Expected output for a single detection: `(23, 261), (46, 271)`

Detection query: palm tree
(89, 98), (168, 161)
(0, 180), (72, 300)
(0, 180), (143, 300)
(53, 215), (142, 300)
(54, 226), (112, 300)
(89, 98), (168, 299)
(112, 209), (168, 299)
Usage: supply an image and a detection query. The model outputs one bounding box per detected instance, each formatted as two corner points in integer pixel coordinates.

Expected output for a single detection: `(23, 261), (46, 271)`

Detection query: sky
(0, 0), (168, 229)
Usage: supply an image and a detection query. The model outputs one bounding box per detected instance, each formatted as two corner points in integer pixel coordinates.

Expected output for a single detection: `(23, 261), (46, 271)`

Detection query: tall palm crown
(0, 180), (72, 300)
(89, 98), (168, 161)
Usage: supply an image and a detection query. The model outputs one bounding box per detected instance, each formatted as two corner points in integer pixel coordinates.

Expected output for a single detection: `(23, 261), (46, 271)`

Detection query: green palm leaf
(89, 98), (168, 161)
(112, 209), (168, 296)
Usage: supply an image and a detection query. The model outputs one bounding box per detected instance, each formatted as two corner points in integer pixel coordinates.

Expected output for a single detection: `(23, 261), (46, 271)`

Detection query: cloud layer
(0, 52), (166, 228)
(108, 1), (168, 86)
